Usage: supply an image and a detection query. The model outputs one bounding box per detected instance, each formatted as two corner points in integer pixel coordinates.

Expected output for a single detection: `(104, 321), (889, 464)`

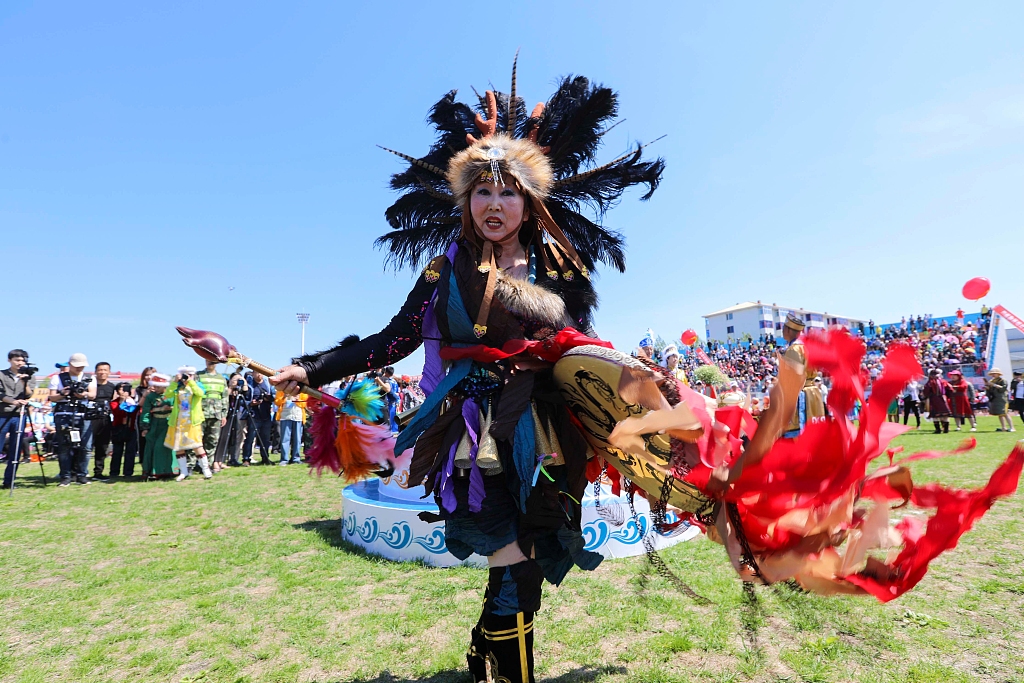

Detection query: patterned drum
(553, 345), (710, 514)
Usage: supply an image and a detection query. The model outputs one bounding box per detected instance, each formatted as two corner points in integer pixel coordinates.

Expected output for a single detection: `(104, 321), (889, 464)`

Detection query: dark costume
(298, 62), (662, 683)
(921, 372), (953, 433)
(947, 371), (976, 431)
(294, 58), (1024, 682)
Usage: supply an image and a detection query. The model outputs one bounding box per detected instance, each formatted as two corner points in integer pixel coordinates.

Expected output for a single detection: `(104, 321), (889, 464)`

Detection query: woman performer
(271, 59), (1022, 681)
(272, 62), (663, 683)
(166, 365), (213, 480)
(921, 368), (953, 433)
(987, 368), (1014, 432)
(139, 373), (177, 480)
(947, 369), (977, 432)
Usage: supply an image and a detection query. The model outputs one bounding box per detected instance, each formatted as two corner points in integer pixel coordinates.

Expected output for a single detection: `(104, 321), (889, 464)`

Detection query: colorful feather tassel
(334, 414), (396, 482)
(341, 379), (385, 423)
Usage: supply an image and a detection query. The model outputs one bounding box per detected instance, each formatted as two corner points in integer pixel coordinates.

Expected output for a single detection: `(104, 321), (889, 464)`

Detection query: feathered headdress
(376, 53), (665, 276)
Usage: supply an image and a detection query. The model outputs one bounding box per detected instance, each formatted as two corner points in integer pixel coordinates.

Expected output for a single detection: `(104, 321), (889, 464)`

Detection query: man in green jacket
(195, 359), (229, 473)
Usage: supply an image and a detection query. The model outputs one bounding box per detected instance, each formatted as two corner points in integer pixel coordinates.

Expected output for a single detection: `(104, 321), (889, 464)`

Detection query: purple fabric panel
(419, 242), (460, 398)
(468, 460), (485, 513)
(419, 294), (443, 397)
(440, 441), (458, 513)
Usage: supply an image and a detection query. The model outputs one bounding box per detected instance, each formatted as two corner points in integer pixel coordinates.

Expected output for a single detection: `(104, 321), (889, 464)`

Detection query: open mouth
(484, 217), (503, 228)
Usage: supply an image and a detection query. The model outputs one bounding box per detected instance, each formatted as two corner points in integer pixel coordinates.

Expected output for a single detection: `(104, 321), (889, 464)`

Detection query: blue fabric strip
(394, 358), (472, 454)
(513, 406), (536, 512)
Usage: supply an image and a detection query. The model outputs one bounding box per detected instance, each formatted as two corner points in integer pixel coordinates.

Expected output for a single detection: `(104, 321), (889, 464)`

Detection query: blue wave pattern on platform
(343, 511), (681, 555)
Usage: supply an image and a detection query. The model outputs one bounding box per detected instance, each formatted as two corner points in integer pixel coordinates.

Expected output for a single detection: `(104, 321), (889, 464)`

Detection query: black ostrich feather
(376, 59), (664, 274)
(536, 76), (618, 176)
(375, 219), (461, 271)
(546, 204), (627, 273)
(551, 144), (666, 213)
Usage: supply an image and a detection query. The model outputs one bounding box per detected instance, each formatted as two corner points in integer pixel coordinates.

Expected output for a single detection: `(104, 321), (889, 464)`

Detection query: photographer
(166, 366), (212, 480)
(242, 371), (273, 466)
(1, 349), (35, 488)
(49, 352), (97, 486)
(91, 362), (116, 480)
(109, 382), (138, 478)
(224, 372), (250, 467)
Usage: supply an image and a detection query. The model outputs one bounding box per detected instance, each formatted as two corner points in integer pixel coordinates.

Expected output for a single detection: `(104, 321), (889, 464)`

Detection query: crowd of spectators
(638, 307), (998, 396)
(0, 349), (424, 488)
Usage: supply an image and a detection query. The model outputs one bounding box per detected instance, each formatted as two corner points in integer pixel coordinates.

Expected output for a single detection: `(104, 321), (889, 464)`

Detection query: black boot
(934, 422), (942, 434)
(942, 421), (950, 434)
(482, 611), (535, 683)
(466, 615), (488, 683)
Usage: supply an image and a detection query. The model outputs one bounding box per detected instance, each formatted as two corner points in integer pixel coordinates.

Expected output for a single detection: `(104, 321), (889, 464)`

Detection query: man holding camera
(242, 371), (273, 466)
(1, 350), (35, 488)
(49, 353), (97, 486)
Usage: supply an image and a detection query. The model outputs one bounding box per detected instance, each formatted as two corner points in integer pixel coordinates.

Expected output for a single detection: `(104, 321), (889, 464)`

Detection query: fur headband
(447, 134), (553, 207)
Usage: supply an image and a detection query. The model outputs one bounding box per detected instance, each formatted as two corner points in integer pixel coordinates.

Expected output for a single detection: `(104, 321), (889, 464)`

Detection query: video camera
(59, 379), (109, 420)
(19, 364), (39, 378)
(64, 378), (91, 398)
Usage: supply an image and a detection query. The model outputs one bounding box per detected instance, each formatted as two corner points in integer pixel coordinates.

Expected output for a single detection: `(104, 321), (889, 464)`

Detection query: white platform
(341, 471), (700, 567)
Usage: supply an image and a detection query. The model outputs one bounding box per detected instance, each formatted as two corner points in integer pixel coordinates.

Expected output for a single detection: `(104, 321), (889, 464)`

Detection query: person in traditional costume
(777, 314), (824, 436)
(271, 61), (664, 683)
(139, 373), (177, 479)
(947, 369), (976, 432)
(921, 368), (953, 433)
(661, 344), (689, 386)
(268, 58), (1023, 682)
(987, 369), (1014, 432)
(165, 365), (213, 480)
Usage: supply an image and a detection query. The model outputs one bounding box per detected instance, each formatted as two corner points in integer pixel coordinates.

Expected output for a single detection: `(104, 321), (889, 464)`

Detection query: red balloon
(962, 277), (991, 301)
(681, 329), (698, 347)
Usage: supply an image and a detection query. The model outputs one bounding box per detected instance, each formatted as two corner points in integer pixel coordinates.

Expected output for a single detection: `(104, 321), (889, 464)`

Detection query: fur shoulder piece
(494, 272), (574, 330)
(293, 334), (360, 366)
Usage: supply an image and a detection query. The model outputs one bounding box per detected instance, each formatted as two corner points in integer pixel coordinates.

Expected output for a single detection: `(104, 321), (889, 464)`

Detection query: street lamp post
(296, 313), (310, 354)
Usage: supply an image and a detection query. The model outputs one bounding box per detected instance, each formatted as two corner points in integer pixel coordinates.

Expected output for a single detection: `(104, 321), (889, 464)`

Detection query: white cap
(68, 352), (88, 368)
(177, 365), (197, 375)
(149, 373), (171, 388)
(662, 344), (679, 358)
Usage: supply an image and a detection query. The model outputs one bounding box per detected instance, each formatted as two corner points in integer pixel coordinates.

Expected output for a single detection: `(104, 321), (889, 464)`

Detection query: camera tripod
(7, 403), (47, 497)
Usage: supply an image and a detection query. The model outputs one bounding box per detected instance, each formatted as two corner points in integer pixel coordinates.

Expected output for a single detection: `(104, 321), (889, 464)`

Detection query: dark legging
(903, 399), (921, 427)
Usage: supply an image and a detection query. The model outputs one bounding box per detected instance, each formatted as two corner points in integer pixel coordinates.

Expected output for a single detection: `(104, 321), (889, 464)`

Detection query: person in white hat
(49, 353), (98, 486)
(164, 366), (213, 480)
(139, 373), (178, 479)
(986, 368), (1014, 432)
(660, 344), (688, 385)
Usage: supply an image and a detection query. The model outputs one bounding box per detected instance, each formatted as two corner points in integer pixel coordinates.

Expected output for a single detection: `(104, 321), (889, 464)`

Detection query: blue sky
(2, 2), (1022, 377)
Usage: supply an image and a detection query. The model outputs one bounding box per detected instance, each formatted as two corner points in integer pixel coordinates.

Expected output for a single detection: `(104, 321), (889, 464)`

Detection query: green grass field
(1, 417), (1022, 683)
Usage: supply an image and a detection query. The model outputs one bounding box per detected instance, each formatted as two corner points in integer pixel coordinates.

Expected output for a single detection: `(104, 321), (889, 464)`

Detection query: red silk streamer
(672, 329), (1023, 600)
(846, 445), (1024, 602)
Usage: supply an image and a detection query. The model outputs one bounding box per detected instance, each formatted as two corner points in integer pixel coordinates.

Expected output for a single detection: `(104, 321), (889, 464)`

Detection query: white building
(703, 301), (869, 343)
(1009, 327), (1024, 374)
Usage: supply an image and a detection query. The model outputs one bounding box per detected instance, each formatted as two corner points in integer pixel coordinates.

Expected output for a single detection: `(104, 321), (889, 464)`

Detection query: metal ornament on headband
(483, 146), (506, 187)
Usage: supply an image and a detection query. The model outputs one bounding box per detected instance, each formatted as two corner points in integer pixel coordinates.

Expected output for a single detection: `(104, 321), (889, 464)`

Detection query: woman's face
(469, 181), (529, 244)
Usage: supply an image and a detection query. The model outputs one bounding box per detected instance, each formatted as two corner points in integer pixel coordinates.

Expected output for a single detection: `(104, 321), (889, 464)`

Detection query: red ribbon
(439, 328), (612, 364)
